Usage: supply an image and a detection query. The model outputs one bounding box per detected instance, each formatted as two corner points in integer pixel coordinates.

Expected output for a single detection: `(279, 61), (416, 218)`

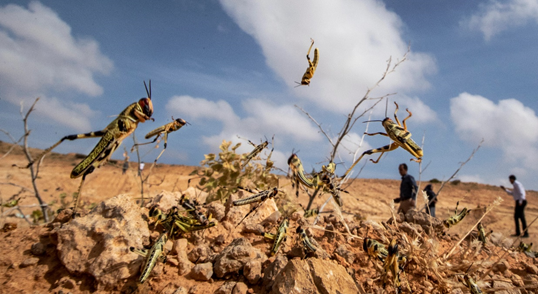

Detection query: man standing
(501, 175), (528, 238)
(394, 163), (418, 214)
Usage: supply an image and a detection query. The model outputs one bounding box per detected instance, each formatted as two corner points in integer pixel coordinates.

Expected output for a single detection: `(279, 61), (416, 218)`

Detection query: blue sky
(1, 0), (538, 190)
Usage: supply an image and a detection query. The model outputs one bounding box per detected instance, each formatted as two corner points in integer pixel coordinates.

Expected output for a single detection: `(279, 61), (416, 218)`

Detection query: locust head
(135, 80), (154, 122)
(175, 118), (187, 126)
(136, 98), (154, 122)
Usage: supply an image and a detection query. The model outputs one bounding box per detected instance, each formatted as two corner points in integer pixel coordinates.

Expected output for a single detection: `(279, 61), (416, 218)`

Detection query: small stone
(215, 281), (237, 294)
(188, 245), (214, 263)
(232, 282), (248, 294)
(167, 257), (179, 267)
(243, 260), (262, 284)
(20, 257), (39, 268)
(31, 242), (46, 255)
(526, 264), (538, 275)
(206, 202), (226, 222)
(190, 262), (213, 281)
(173, 286), (188, 294)
(494, 260), (509, 273)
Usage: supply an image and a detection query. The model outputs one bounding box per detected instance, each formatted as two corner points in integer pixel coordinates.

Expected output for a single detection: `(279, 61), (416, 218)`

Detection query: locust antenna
(385, 97), (389, 118)
(144, 80), (152, 99)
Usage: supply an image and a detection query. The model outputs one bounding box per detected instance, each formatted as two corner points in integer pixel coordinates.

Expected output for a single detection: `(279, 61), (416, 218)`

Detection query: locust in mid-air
(344, 102), (422, 178)
(26, 81), (154, 216)
(296, 38), (319, 86)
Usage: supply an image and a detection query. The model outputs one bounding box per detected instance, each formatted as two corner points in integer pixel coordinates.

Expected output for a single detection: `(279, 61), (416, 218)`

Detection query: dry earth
(1, 141), (538, 293)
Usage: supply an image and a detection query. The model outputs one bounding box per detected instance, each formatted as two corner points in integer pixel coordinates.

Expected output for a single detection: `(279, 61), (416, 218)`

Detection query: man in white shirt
(501, 175), (528, 238)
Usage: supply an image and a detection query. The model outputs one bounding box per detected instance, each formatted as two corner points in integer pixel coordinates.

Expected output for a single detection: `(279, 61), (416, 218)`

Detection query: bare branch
(17, 97), (49, 222)
(294, 105), (335, 147)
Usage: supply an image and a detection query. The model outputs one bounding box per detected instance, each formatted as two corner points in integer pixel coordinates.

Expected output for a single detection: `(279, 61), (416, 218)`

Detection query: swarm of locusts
(20, 39), (519, 292)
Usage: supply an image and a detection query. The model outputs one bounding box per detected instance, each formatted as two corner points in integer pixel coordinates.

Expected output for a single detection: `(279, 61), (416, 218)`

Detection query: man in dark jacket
(394, 163), (417, 214)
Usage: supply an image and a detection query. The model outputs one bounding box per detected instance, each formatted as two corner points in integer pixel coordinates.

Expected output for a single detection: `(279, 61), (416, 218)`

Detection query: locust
(344, 101), (423, 178)
(516, 241), (537, 258)
(26, 81), (154, 216)
(288, 153), (314, 197)
(382, 239), (408, 294)
(458, 264), (483, 294)
(148, 205), (215, 238)
(243, 138), (269, 166)
(179, 194), (208, 226)
(233, 187), (279, 227)
(363, 238), (389, 263)
(132, 116), (188, 168)
(263, 217), (289, 256)
(2, 197), (20, 208)
(296, 226), (317, 257)
(130, 230), (168, 284)
(477, 222), (492, 244)
(303, 208), (319, 218)
(296, 38), (319, 86)
(443, 201), (471, 228)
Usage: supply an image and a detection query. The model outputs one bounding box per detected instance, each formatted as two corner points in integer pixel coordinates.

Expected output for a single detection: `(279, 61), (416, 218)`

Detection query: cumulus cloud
(450, 92), (538, 169)
(166, 95), (322, 149)
(463, 0), (538, 40)
(218, 0), (436, 114)
(0, 1), (112, 130)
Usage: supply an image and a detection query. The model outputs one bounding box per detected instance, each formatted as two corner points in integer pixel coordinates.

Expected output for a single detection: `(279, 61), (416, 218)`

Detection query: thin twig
(19, 98), (49, 222)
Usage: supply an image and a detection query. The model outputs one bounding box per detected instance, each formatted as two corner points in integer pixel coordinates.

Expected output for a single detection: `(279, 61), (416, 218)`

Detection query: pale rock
(489, 232), (505, 247)
(244, 260), (262, 284)
(206, 201), (226, 221)
(173, 238), (194, 275)
(270, 258), (359, 294)
(20, 257), (39, 268)
(147, 191), (183, 211)
(182, 186), (208, 204)
(491, 280), (521, 294)
(493, 260), (509, 273)
(526, 264), (538, 275)
(335, 244), (356, 264)
(173, 286), (189, 294)
(190, 262), (213, 281)
(262, 254), (288, 291)
(232, 282), (248, 294)
(215, 281), (237, 294)
(188, 245), (215, 263)
(56, 194), (150, 290)
(213, 238), (267, 278)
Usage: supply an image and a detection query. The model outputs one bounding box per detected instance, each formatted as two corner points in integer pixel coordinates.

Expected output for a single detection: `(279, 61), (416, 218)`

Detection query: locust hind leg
(148, 133), (169, 175)
(72, 166), (95, 218)
(402, 108), (413, 131)
(306, 38), (315, 59)
(26, 131), (106, 168)
(393, 102), (402, 127)
(368, 143), (399, 164)
(130, 134), (162, 153)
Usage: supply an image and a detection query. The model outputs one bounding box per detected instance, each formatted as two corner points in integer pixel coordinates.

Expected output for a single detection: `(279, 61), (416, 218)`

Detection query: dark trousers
(515, 200), (527, 235)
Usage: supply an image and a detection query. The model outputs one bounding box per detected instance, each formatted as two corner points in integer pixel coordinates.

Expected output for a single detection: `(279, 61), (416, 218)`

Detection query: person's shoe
(510, 234), (520, 237)
(522, 234), (530, 238)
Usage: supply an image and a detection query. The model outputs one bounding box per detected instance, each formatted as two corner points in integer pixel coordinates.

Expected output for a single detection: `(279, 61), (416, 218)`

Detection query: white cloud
(0, 1), (112, 130)
(463, 0), (538, 40)
(450, 92), (538, 169)
(218, 0), (436, 114)
(166, 95), (322, 148)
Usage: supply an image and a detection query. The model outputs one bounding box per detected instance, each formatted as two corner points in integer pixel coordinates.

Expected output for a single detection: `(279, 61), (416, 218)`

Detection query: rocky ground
(1, 141), (538, 293)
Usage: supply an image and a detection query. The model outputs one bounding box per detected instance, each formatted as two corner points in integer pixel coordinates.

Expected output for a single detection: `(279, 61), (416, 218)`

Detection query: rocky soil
(1, 141), (538, 293)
